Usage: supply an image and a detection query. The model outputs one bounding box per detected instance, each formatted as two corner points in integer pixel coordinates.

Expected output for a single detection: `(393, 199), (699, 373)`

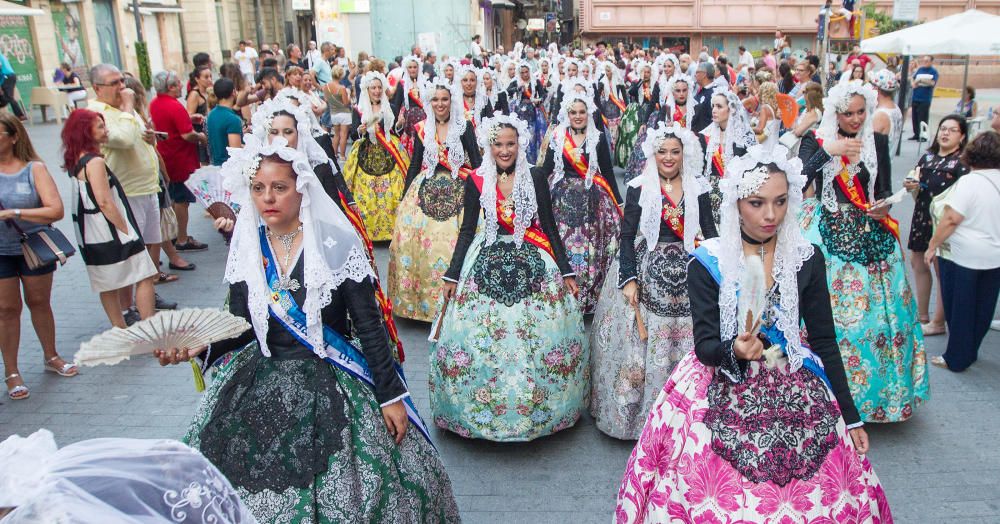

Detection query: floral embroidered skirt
(615, 103), (641, 169)
(622, 110), (662, 183)
(601, 100), (624, 151)
(184, 345), (460, 524)
(549, 175), (621, 314)
(800, 198), (930, 422)
(399, 106), (427, 157)
(615, 351), (893, 523)
(590, 240), (692, 440)
(343, 136), (408, 242)
(511, 101), (547, 164)
(388, 168), (465, 322)
(430, 233), (588, 441)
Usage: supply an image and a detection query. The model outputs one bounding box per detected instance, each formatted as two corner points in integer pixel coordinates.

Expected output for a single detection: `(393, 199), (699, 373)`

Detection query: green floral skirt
(184, 344), (461, 523)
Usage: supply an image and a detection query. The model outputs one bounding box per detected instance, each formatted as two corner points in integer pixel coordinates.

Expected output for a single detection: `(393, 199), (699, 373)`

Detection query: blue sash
(259, 227), (433, 445)
(690, 246), (831, 388)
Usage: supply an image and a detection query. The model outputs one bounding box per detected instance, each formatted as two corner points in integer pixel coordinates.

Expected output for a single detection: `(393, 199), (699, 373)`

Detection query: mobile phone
(154, 131), (169, 139)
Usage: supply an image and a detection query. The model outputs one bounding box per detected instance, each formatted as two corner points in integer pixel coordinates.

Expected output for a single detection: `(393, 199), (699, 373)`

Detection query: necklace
(740, 230), (773, 258)
(267, 224), (303, 292)
(661, 173), (680, 193)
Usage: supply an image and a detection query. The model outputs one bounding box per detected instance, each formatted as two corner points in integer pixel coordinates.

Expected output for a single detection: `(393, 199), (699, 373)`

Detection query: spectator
(185, 52), (212, 92)
(0, 52), (26, 121)
(679, 53), (694, 76)
(239, 67), (283, 106)
(150, 71), (208, 254)
(304, 40), (322, 70)
(910, 55), (938, 141)
(219, 62), (252, 122)
(323, 66), (351, 161)
(0, 113), (74, 401)
(186, 66), (212, 165)
(690, 61), (717, 133)
(774, 30), (790, 58)
(87, 64), (174, 321)
(206, 78), (243, 166)
(761, 48), (776, 73)
(925, 131), (1000, 371)
(956, 86), (977, 118)
(471, 35), (484, 64)
(57, 62), (87, 110)
(777, 62), (795, 94)
(233, 40), (258, 84)
(62, 109), (157, 330)
(312, 42), (334, 85)
(423, 52), (438, 80)
(285, 44), (304, 70)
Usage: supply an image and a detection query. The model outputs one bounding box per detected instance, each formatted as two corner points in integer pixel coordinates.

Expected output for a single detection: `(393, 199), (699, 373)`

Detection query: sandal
(155, 272), (179, 285)
(5, 373), (29, 400)
(44, 356), (79, 377)
(930, 355), (949, 369)
(921, 322), (947, 336)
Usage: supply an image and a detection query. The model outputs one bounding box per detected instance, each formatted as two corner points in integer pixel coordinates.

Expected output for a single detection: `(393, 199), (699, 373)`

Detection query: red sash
(373, 126), (409, 174)
(463, 99), (476, 130)
(563, 131), (623, 216)
(336, 190), (406, 362)
(609, 90), (627, 112)
(408, 88), (423, 108)
(672, 105), (686, 127)
(712, 145), (725, 177)
(642, 85), (651, 102)
(660, 187), (684, 240)
(471, 171), (555, 259)
(523, 84), (533, 100)
(416, 121), (473, 179)
(816, 139), (900, 241)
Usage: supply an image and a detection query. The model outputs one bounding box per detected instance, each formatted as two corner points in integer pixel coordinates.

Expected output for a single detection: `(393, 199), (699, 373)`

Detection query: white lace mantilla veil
(221, 136), (372, 358)
(701, 89), (758, 179)
(419, 78), (468, 180)
(273, 87), (324, 137)
(814, 80), (879, 212)
(666, 74), (696, 127)
(549, 90), (601, 188)
(656, 53), (680, 106)
(627, 122), (707, 253)
(476, 115), (538, 248)
(478, 68), (500, 109)
(250, 97), (328, 168)
(598, 62), (622, 102)
(399, 55), (427, 109)
(455, 64), (485, 126)
(0, 429), (257, 524)
(708, 143), (813, 373)
(357, 71), (395, 141)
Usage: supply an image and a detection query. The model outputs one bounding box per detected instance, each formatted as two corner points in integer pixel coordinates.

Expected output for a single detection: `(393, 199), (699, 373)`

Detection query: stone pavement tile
(4, 120), (1000, 522)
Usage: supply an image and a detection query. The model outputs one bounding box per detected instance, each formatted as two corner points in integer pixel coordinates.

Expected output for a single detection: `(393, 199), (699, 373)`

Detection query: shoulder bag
(0, 200), (76, 270)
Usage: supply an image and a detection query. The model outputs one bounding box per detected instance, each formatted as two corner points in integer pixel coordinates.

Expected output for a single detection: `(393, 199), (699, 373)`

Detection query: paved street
(2, 97), (999, 523)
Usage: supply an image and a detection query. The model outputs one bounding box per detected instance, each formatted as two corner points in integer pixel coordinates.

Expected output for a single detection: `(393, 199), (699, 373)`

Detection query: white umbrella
(861, 9), (1000, 55)
(0, 0), (43, 16)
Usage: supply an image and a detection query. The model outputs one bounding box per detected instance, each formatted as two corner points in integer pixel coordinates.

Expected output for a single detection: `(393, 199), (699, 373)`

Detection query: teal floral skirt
(615, 103), (641, 169)
(184, 345), (460, 523)
(429, 234), (589, 441)
(800, 198), (930, 422)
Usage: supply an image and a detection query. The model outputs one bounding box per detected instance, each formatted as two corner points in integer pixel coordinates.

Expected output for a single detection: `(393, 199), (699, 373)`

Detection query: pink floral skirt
(616, 351), (893, 523)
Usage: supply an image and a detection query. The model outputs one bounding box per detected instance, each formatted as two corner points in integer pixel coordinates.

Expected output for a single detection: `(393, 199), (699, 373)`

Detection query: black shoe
(155, 293), (178, 310)
(168, 262), (196, 271)
(123, 308), (140, 326)
(907, 136), (920, 141)
(173, 238), (208, 252)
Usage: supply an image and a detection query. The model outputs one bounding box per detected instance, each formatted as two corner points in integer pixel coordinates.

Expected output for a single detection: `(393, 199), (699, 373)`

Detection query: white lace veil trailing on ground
(0, 429), (257, 524)
(627, 122), (706, 253)
(814, 80), (879, 212)
(250, 97), (328, 168)
(549, 91), (600, 187)
(701, 90), (758, 179)
(419, 78), (468, 180)
(357, 71), (395, 141)
(221, 136), (372, 358)
(476, 115), (537, 247)
(709, 144), (813, 373)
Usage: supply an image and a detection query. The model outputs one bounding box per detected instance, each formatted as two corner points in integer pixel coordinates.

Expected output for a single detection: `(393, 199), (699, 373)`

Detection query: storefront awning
(125, 4), (184, 15)
(0, 0), (44, 16)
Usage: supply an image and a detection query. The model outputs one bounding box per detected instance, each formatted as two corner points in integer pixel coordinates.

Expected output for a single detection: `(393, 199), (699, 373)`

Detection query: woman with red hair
(63, 109), (157, 328)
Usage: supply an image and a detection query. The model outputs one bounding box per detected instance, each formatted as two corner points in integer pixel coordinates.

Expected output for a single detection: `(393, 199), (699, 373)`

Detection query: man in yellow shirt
(87, 64), (175, 321)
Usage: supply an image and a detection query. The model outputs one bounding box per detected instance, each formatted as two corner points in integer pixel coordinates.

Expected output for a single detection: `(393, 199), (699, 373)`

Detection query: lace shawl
(399, 55), (427, 110)
(814, 80), (879, 212)
(666, 74), (696, 127)
(701, 90), (758, 179)
(419, 79), (468, 180)
(455, 64), (485, 126)
(550, 91), (600, 187)
(476, 115), (538, 247)
(711, 144), (813, 373)
(221, 136), (373, 357)
(627, 122), (707, 253)
(478, 68), (500, 109)
(357, 71), (394, 141)
(656, 54), (680, 106)
(274, 87), (324, 137)
(250, 97), (328, 168)
(598, 63), (623, 103)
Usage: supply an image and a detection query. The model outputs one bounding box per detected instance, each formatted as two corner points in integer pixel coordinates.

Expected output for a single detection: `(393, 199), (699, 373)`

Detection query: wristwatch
(13, 209), (21, 219)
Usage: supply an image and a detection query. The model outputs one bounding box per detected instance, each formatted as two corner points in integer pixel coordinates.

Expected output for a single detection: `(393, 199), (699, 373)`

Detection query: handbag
(158, 172), (178, 241)
(0, 201), (76, 270)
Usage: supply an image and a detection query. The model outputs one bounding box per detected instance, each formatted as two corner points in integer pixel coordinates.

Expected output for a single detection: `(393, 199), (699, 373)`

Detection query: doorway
(93, 0), (123, 68)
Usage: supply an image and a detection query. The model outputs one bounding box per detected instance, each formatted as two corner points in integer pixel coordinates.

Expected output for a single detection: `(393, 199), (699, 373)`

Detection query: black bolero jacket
(403, 123), (482, 193)
(687, 248), (862, 426)
(797, 130), (893, 203)
(535, 130), (622, 204)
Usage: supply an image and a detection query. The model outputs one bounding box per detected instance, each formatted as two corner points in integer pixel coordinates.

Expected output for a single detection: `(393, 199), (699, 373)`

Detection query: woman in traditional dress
(616, 61), (657, 170)
(430, 115), (587, 441)
(700, 90), (758, 224)
(598, 61), (628, 150)
(388, 79), (482, 322)
(391, 55), (428, 156)
(455, 65), (484, 130)
(591, 123), (717, 439)
(798, 80), (929, 422)
(536, 92), (621, 313)
(616, 144), (892, 523)
(622, 74), (694, 185)
(157, 138), (458, 523)
(622, 56), (677, 182)
(506, 62), (548, 163)
(478, 68), (509, 119)
(342, 71), (410, 242)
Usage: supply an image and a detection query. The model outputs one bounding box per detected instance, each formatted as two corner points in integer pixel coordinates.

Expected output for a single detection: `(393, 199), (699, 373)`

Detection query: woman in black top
(590, 123), (717, 439)
(186, 65), (212, 165)
(904, 115), (969, 334)
(429, 114), (587, 442)
(616, 144), (892, 522)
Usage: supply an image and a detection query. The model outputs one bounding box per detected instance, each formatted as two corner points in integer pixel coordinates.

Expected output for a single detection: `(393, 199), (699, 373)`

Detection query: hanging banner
(51, 2), (90, 77)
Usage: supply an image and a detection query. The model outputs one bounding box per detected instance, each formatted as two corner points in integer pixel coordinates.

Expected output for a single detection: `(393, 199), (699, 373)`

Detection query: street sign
(893, 0), (920, 22)
(292, 0), (310, 10)
(527, 18), (544, 31)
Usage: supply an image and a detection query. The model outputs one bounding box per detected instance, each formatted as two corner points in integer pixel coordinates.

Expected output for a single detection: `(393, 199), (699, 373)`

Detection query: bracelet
(14, 209), (21, 219)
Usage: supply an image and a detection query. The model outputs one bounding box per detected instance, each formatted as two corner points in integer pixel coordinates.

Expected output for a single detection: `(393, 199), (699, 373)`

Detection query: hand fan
(185, 166), (240, 220)
(74, 308), (251, 367)
(738, 254), (768, 336)
(775, 93), (799, 129)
